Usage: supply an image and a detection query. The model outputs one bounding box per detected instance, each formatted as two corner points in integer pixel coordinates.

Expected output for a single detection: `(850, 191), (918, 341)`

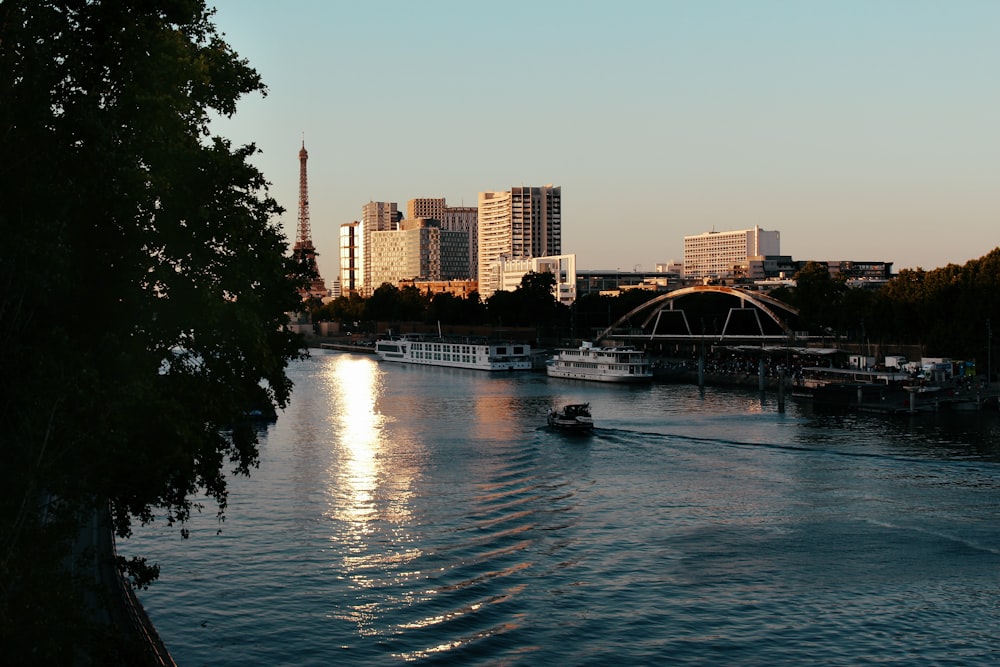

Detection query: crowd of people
(653, 350), (816, 384)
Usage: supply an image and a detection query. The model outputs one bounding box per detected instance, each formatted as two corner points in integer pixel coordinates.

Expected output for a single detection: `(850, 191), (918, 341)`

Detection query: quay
(811, 383), (1000, 415)
(318, 341), (376, 354)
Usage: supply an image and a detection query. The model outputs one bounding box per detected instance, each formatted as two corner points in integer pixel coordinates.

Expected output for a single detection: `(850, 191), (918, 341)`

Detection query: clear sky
(207, 0), (998, 274)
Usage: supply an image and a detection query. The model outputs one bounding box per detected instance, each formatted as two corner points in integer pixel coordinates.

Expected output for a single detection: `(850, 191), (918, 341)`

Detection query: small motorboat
(547, 403), (594, 432)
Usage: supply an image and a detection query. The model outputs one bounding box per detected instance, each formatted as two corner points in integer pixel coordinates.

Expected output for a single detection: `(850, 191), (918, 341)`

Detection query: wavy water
(127, 351), (1000, 665)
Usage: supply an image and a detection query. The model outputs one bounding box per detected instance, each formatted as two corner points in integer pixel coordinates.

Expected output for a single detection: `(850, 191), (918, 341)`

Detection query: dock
(799, 383), (1000, 414)
(316, 341), (376, 354)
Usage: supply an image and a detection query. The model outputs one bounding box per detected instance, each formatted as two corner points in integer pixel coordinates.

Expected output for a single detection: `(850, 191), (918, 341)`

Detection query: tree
(519, 270), (558, 295)
(483, 272), (563, 328)
(459, 290), (485, 325)
(484, 289), (519, 326)
(399, 284), (429, 322)
(790, 262), (847, 333)
(0, 1), (305, 661)
(572, 293), (615, 338)
(427, 292), (461, 324)
(366, 283), (403, 323)
(516, 271), (560, 326)
(319, 292), (367, 326)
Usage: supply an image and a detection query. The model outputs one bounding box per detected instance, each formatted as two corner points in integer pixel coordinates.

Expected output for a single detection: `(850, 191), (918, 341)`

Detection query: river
(125, 349), (1000, 665)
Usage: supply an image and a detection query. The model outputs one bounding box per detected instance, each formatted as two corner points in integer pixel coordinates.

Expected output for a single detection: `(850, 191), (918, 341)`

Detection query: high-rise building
(361, 201), (400, 296)
(683, 226), (780, 280)
(438, 205), (478, 279)
(407, 198), (478, 279)
(406, 198), (445, 220)
(338, 221), (360, 295)
(477, 185), (561, 299)
(369, 219), (470, 289)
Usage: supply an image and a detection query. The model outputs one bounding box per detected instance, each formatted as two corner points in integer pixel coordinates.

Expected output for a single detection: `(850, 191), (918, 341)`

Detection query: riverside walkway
(73, 508), (177, 666)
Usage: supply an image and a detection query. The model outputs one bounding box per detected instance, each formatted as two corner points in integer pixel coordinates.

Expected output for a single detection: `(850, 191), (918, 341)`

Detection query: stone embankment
(73, 507), (177, 666)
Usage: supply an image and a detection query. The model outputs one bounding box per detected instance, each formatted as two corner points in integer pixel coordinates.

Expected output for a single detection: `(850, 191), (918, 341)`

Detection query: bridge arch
(594, 285), (800, 343)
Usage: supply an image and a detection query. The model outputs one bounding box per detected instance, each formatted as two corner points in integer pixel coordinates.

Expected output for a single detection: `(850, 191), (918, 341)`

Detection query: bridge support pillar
(698, 353), (705, 387)
(778, 372), (786, 412)
(759, 357), (766, 392)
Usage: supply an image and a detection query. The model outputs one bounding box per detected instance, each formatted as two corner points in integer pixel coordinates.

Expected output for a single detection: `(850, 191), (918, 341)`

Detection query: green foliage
(0, 0), (305, 657)
(519, 270), (557, 294)
(789, 262), (848, 332)
(314, 292), (367, 323)
(484, 289), (520, 326)
(366, 283), (416, 322)
(783, 250), (1000, 361)
(484, 271), (565, 327)
(426, 291), (483, 325)
(399, 285), (429, 321)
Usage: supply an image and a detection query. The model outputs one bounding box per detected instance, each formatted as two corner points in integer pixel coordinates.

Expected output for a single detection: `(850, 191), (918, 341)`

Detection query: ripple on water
(128, 356), (1000, 666)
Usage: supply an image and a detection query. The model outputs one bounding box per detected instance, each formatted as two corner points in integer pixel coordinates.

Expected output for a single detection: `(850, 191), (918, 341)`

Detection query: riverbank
(305, 339), (1000, 414)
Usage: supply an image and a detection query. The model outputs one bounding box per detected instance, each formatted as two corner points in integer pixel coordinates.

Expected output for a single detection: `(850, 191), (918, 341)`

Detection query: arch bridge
(594, 285), (806, 346)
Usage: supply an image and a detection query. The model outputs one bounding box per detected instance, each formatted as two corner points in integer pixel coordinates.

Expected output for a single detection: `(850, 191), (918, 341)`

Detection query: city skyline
(208, 0), (999, 274)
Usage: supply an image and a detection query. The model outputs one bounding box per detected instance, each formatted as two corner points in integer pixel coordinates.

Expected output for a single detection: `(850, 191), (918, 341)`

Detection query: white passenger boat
(374, 334), (533, 371)
(546, 341), (653, 383)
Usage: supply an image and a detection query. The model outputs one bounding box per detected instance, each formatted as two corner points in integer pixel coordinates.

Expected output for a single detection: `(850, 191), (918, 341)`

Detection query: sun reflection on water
(322, 355), (424, 635)
(331, 357), (382, 527)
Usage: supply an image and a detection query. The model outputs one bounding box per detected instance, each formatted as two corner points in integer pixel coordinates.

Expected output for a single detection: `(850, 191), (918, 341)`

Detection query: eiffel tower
(293, 139), (327, 299)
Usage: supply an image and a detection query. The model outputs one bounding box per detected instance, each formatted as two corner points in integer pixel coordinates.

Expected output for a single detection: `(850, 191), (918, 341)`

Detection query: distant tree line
(773, 249), (1000, 363)
(311, 271), (570, 336)
(315, 249), (1000, 364)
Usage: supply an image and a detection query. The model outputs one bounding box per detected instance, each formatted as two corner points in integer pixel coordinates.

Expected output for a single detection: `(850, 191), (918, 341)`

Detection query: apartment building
(406, 198), (445, 219)
(477, 185), (561, 299)
(338, 221), (360, 295)
(369, 218), (470, 290)
(408, 198), (478, 276)
(361, 201), (401, 295)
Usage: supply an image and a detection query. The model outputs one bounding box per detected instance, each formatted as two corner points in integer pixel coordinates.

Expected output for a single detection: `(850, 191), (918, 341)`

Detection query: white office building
(683, 226), (780, 279)
(493, 254), (578, 305)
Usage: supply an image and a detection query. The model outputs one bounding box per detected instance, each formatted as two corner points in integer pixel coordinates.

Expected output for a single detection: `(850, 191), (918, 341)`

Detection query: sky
(207, 0), (998, 274)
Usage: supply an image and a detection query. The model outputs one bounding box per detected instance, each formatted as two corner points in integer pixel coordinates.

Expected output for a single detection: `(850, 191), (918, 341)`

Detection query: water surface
(127, 351), (1000, 665)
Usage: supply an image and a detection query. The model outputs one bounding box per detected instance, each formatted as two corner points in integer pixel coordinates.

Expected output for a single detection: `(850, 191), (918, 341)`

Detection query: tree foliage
(484, 271), (565, 328)
(780, 251), (1000, 361)
(0, 0), (304, 659)
(427, 290), (483, 325)
(365, 283), (429, 323)
(787, 262), (848, 332)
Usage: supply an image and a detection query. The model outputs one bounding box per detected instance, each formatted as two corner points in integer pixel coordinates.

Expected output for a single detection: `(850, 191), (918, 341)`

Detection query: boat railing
(385, 333), (533, 347)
